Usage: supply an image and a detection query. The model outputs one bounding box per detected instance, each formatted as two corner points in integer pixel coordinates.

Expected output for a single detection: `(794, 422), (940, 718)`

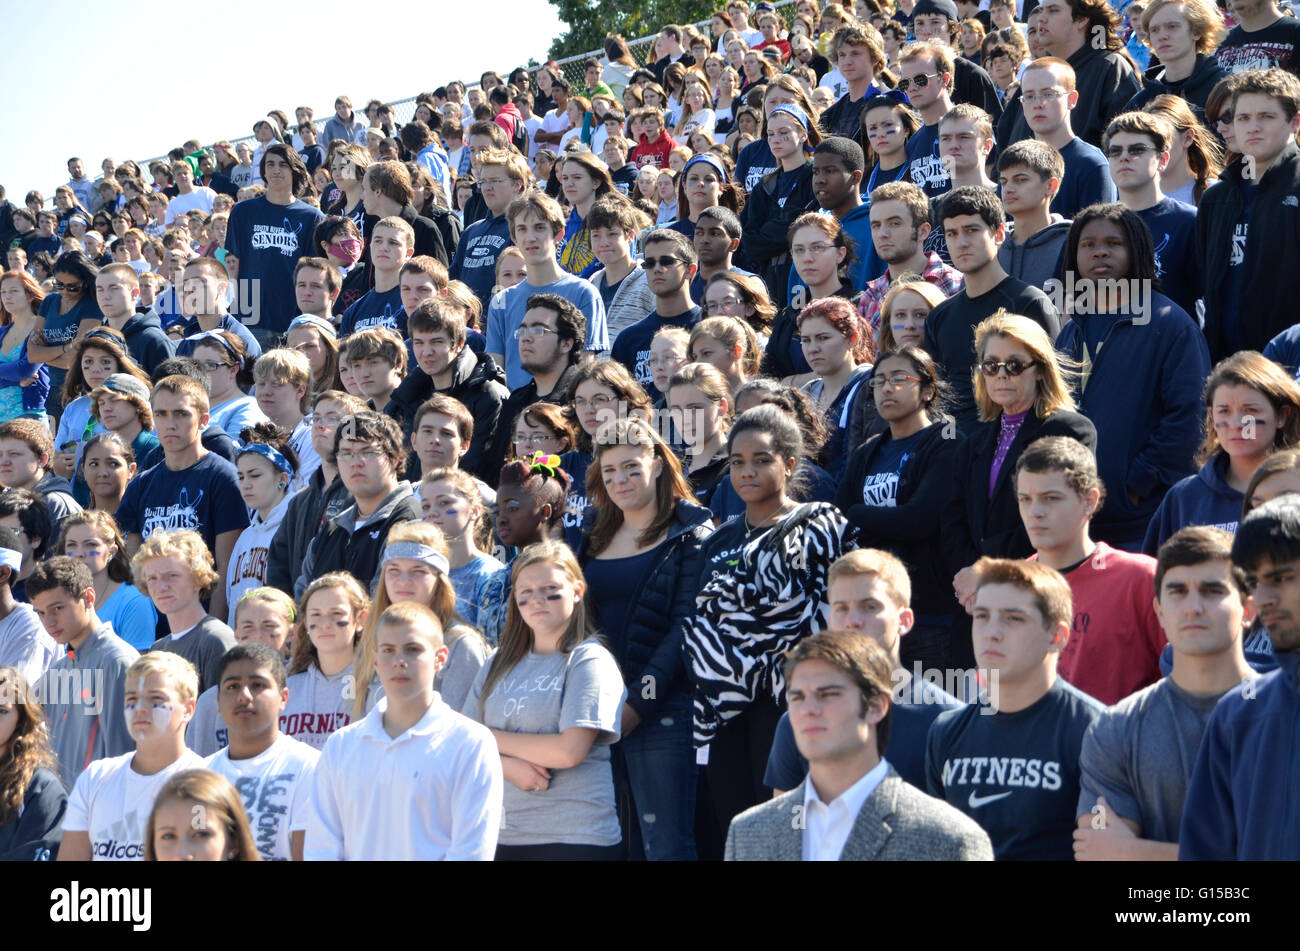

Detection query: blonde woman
(689, 316), (760, 398)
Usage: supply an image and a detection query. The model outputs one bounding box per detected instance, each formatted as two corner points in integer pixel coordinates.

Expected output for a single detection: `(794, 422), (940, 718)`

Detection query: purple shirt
(989, 409), (1029, 498)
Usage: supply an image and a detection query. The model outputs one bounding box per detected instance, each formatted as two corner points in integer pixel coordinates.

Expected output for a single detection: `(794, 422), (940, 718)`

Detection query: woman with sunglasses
(941, 311), (1096, 640)
(27, 251), (103, 421)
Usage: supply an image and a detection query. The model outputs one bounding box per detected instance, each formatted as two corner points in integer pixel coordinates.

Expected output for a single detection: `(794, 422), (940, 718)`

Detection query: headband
(683, 154), (728, 182)
(83, 329), (124, 348)
(287, 314), (338, 340)
(188, 329), (241, 365)
(862, 89), (912, 110)
(238, 443), (296, 478)
(381, 542), (450, 576)
(768, 105), (815, 152)
(0, 548), (21, 572)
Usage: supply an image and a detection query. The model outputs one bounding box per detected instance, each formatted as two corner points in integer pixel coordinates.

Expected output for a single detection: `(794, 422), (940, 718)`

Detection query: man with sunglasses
(610, 229), (702, 402)
(900, 41), (959, 200)
(1103, 112), (1199, 318)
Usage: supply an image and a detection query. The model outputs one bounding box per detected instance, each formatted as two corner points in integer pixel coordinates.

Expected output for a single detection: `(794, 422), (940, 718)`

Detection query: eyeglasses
(1214, 113), (1234, 128)
(791, 242), (836, 257)
(313, 413), (343, 429)
(1104, 144), (1156, 159)
(335, 447), (385, 463)
(641, 255), (686, 270)
(980, 358), (1038, 377)
(479, 177), (512, 188)
(897, 73), (939, 92)
(869, 372), (922, 390)
(515, 432), (560, 447)
(52, 281), (83, 292)
(705, 297), (744, 314)
(1021, 90), (1068, 105)
(198, 360), (234, 373)
(513, 325), (560, 340)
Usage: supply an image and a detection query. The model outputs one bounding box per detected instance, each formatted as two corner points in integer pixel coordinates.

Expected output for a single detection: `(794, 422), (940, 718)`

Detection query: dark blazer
(941, 408), (1096, 576)
(725, 768), (994, 861)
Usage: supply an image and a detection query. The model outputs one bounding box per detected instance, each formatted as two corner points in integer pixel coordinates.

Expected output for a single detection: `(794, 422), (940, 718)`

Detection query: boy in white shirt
(58, 650), (204, 861)
(303, 602), (502, 860)
(204, 642), (319, 861)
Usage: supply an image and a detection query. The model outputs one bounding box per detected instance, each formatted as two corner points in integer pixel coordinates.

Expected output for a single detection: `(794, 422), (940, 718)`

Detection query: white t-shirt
(164, 188), (217, 225)
(819, 69), (849, 101)
(63, 749), (206, 861)
(523, 115), (545, 160)
(204, 734), (320, 861)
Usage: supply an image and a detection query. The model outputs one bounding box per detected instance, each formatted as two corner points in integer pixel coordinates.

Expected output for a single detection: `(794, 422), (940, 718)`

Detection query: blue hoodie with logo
(1141, 453), (1243, 556)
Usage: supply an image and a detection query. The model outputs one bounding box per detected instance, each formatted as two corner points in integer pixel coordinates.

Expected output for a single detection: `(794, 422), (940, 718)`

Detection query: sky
(0, 0), (567, 201)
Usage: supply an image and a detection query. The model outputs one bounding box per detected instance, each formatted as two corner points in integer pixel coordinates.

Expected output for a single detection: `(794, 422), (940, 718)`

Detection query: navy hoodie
(1141, 454), (1242, 556)
(1179, 650), (1300, 860)
(112, 311), (175, 375)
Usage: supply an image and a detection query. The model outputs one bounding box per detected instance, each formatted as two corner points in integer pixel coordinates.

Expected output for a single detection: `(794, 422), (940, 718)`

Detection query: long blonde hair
(690, 316), (761, 380)
(476, 541), (600, 719)
(972, 310), (1079, 422)
(352, 521), (483, 717)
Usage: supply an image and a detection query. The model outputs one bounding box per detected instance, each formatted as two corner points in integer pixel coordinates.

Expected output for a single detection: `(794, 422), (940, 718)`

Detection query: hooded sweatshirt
(295, 482), (421, 599)
(37, 623), (139, 790)
(1123, 53), (1228, 118)
(110, 311), (175, 375)
(1142, 453), (1243, 556)
(997, 217), (1071, 290)
(34, 471), (81, 528)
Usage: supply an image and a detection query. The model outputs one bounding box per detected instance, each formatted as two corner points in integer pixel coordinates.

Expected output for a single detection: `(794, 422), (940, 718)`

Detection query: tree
(546, 0), (716, 61)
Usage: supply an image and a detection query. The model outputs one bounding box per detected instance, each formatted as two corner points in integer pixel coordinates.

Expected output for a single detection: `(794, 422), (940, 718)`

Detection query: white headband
(381, 542), (450, 576)
(0, 548), (21, 572)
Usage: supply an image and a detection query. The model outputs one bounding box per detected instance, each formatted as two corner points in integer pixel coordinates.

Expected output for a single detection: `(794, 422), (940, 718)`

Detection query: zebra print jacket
(684, 502), (857, 747)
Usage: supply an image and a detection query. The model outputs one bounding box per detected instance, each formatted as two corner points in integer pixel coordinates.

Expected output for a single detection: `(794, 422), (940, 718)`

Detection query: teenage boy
(909, 0), (1005, 116)
(819, 26), (888, 138)
(304, 602), (502, 860)
(926, 557), (1104, 860)
(482, 294), (589, 483)
(223, 144), (325, 341)
(295, 411), (420, 598)
(57, 650), (203, 862)
(1072, 526), (1255, 861)
(407, 395), (474, 481)
(345, 327), (407, 413)
(1180, 496), (1300, 859)
(450, 148), (528, 307)
(361, 161), (449, 266)
(996, 140), (1072, 290)
(629, 107), (679, 171)
(939, 104), (998, 190)
(651, 24), (696, 82)
(116, 375), (249, 623)
(1214, 0), (1300, 77)
(1020, 57), (1117, 218)
(134, 529), (236, 693)
(253, 349), (322, 488)
(1020, 0), (1142, 147)
(485, 192), (609, 391)
(0, 524), (57, 685)
(765, 550), (964, 793)
(1016, 436), (1167, 704)
(924, 186), (1059, 430)
(31, 558), (140, 791)
(588, 196), (657, 343)
(173, 257), (262, 360)
(267, 390), (366, 594)
(857, 181), (964, 333)
(339, 217), (413, 337)
(901, 41), (959, 199)
(204, 643), (320, 861)
(692, 206), (753, 304)
(163, 161), (216, 226)
(0, 489), (52, 602)
(387, 298), (508, 479)
(1124, 0), (1228, 115)
(1104, 111), (1200, 317)
(94, 263), (174, 374)
(293, 257), (342, 324)
(612, 229), (703, 402)
(1197, 67), (1300, 361)
(729, 631), (992, 861)
(602, 135), (638, 195)
(0, 419), (81, 529)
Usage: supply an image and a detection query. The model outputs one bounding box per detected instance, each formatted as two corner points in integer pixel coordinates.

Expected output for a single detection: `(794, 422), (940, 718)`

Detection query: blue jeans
(613, 696), (697, 861)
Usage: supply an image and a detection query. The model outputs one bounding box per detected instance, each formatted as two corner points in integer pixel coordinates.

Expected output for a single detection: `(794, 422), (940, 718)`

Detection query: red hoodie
(631, 129), (678, 171)
(494, 102), (524, 142)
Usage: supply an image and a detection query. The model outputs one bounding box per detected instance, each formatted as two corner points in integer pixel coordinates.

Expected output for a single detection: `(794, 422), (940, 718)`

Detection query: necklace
(745, 499), (795, 533)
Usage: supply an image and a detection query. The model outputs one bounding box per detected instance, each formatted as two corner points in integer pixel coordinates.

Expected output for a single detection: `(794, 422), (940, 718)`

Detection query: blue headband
(189, 329), (240, 365)
(862, 89), (912, 110)
(381, 542), (450, 576)
(768, 105), (815, 152)
(683, 154), (727, 182)
(287, 314), (338, 340)
(238, 442), (295, 479)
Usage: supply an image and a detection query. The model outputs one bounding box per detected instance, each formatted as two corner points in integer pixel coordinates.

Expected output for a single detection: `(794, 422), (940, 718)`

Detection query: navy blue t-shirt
(116, 452), (251, 551)
(584, 546), (661, 672)
(610, 306), (702, 402)
(1050, 137), (1117, 219)
(860, 428), (924, 508)
(450, 212), (513, 307)
(38, 294), (102, 401)
(1137, 197), (1199, 318)
(764, 675), (962, 790)
(559, 449), (593, 551)
(224, 196), (326, 335)
(736, 138), (777, 193)
(1221, 179), (1254, 356)
(906, 124), (950, 200)
(339, 285), (405, 338)
(925, 677), (1104, 860)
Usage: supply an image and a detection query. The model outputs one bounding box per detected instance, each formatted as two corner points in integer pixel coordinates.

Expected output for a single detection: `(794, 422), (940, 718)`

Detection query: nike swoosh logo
(968, 790), (1013, 809)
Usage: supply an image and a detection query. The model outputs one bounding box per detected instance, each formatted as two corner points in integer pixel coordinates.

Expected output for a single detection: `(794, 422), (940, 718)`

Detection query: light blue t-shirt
(98, 583), (159, 651)
(208, 395), (268, 446)
(485, 274), (610, 390)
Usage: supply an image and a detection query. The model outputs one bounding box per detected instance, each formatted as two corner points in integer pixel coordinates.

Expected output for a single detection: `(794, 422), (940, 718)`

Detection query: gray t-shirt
(436, 629), (491, 713)
(282, 662), (384, 752)
(149, 616), (236, 693)
(1077, 676), (1241, 843)
(463, 638), (626, 847)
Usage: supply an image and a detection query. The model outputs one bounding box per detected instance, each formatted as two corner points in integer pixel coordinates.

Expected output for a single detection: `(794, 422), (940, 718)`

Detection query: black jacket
(384, 345), (509, 481)
(482, 362), (586, 486)
(1005, 45), (1141, 148)
(836, 420), (965, 617)
(940, 409), (1097, 576)
(952, 55), (1003, 121)
(576, 499), (713, 718)
(1197, 141), (1300, 362)
(266, 467), (352, 595)
(739, 164), (816, 298)
(113, 311), (174, 375)
(296, 482), (421, 598)
(761, 279), (857, 379)
(1123, 53), (1227, 119)
(423, 203), (462, 260)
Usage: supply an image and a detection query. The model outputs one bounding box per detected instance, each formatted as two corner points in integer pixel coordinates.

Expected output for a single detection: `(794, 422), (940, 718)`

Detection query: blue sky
(0, 0), (566, 200)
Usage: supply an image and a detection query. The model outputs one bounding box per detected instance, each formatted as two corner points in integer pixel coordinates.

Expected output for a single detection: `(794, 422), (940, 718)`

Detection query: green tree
(546, 0), (716, 61)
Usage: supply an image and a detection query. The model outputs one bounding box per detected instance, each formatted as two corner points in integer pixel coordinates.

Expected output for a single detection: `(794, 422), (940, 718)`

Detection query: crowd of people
(1, 0), (1300, 863)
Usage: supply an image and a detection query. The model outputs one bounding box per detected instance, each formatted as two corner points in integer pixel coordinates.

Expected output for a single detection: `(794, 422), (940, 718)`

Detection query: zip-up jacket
(296, 482), (421, 599)
(266, 468), (351, 595)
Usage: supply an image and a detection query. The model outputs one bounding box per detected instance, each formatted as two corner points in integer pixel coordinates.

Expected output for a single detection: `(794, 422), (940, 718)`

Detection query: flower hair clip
(528, 452), (562, 478)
